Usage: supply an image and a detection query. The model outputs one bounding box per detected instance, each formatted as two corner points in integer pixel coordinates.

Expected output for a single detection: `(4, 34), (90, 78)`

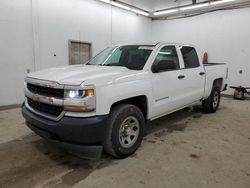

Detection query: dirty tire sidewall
(203, 87), (221, 113)
(104, 104), (145, 158)
(212, 89), (220, 110)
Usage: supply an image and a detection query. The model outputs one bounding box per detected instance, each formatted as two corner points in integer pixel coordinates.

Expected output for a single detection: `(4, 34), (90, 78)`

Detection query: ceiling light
(132, 8), (149, 16)
(179, 3), (209, 11)
(111, 1), (131, 10)
(210, 0), (237, 5)
(99, 0), (110, 3)
(153, 9), (178, 16)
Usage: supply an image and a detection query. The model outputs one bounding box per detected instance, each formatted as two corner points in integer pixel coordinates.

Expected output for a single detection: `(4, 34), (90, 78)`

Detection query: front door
(151, 45), (187, 118)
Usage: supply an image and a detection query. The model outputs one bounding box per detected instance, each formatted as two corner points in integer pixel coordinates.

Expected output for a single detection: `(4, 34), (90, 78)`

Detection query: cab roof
(115, 42), (195, 48)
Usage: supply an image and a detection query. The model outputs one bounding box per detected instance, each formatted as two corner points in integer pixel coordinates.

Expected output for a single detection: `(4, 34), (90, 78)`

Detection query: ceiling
(119, 0), (207, 11)
(108, 0), (250, 19)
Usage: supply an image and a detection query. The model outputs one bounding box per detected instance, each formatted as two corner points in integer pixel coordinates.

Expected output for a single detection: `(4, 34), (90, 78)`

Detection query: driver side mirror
(152, 60), (177, 73)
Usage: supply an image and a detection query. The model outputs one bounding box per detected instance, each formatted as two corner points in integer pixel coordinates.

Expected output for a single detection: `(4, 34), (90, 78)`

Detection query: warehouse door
(69, 41), (91, 65)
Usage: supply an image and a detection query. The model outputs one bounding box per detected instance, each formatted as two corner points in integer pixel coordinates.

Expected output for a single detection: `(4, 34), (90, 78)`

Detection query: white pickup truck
(22, 42), (228, 158)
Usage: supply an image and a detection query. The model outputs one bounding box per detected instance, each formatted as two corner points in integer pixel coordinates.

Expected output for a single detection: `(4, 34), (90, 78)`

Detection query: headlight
(63, 86), (96, 112)
(64, 89), (94, 98)
(64, 89), (85, 98)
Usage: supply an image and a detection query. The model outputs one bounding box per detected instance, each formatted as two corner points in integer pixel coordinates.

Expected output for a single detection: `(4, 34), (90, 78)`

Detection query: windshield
(87, 45), (154, 70)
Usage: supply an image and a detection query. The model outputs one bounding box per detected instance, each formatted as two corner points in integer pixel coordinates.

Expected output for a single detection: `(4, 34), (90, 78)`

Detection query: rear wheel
(202, 86), (221, 113)
(103, 104), (145, 158)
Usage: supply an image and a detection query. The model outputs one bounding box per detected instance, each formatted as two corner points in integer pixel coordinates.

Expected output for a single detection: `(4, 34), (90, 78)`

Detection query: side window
(181, 46), (200, 68)
(153, 45), (180, 71)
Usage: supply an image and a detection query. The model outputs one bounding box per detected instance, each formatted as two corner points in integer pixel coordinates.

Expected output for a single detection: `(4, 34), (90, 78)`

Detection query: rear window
(181, 46), (200, 68)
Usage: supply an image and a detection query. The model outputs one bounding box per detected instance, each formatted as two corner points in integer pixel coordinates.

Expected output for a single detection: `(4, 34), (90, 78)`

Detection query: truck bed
(203, 62), (228, 99)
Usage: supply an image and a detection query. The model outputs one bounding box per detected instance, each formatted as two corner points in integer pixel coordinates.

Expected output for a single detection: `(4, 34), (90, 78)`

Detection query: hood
(27, 65), (147, 86)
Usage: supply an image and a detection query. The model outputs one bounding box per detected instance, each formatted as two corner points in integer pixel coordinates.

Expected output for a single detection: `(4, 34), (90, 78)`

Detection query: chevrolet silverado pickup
(22, 42), (228, 158)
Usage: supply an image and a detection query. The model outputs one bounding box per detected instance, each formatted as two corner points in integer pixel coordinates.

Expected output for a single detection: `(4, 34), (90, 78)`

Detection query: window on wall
(69, 41), (92, 65)
(180, 46), (200, 68)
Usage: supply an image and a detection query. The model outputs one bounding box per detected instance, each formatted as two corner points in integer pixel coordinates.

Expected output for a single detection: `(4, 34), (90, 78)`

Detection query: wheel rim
(119, 116), (140, 148)
(213, 91), (219, 109)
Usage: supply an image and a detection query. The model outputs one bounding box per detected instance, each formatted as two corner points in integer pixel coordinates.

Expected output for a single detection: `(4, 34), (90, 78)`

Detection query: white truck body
(22, 42), (228, 158)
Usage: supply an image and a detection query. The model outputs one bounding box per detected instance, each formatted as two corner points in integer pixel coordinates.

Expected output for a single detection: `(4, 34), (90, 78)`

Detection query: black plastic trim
(22, 103), (109, 145)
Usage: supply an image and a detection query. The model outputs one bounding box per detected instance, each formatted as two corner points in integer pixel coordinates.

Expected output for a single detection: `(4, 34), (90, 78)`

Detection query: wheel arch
(213, 78), (223, 90)
(110, 95), (148, 120)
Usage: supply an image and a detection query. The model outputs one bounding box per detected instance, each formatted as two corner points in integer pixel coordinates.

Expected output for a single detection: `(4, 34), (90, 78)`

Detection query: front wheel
(103, 104), (145, 158)
(202, 86), (221, 113)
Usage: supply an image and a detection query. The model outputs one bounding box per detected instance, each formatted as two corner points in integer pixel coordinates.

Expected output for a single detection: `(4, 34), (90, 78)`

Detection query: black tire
(103, 104), (145, 158)
(202, 86), (221, 113)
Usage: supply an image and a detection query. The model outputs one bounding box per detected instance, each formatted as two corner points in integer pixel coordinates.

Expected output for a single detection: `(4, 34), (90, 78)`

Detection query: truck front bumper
(22, 103), (109, 159)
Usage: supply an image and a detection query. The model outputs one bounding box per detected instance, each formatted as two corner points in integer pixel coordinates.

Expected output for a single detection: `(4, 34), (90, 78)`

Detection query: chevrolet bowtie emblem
(48, 97), (53, 103)
(31, 95), (39, 102)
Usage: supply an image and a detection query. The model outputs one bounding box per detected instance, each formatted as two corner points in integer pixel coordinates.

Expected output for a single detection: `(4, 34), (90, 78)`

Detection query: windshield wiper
(101, 64), (113, 66)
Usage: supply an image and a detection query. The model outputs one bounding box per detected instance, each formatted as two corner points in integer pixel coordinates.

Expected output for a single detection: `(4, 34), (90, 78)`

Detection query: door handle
(200, 72), (205, 75)
(178, 75), (185, 79)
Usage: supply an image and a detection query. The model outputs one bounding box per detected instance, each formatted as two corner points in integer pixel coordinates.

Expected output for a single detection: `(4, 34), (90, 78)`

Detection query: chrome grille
(27, 83), (64, 99)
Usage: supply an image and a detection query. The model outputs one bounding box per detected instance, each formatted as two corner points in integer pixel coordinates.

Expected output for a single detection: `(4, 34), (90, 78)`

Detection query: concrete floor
(0, 97), (249, 188)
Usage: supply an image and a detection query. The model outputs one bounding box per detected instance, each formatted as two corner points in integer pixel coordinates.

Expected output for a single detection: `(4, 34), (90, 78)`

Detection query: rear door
(179, 46), (206, 104)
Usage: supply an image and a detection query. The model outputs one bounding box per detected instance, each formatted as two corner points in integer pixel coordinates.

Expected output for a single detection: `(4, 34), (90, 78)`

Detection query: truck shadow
(0, 134), (117, 188)
(146, 105), (203, 136)
(32, 139), (117, 187)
